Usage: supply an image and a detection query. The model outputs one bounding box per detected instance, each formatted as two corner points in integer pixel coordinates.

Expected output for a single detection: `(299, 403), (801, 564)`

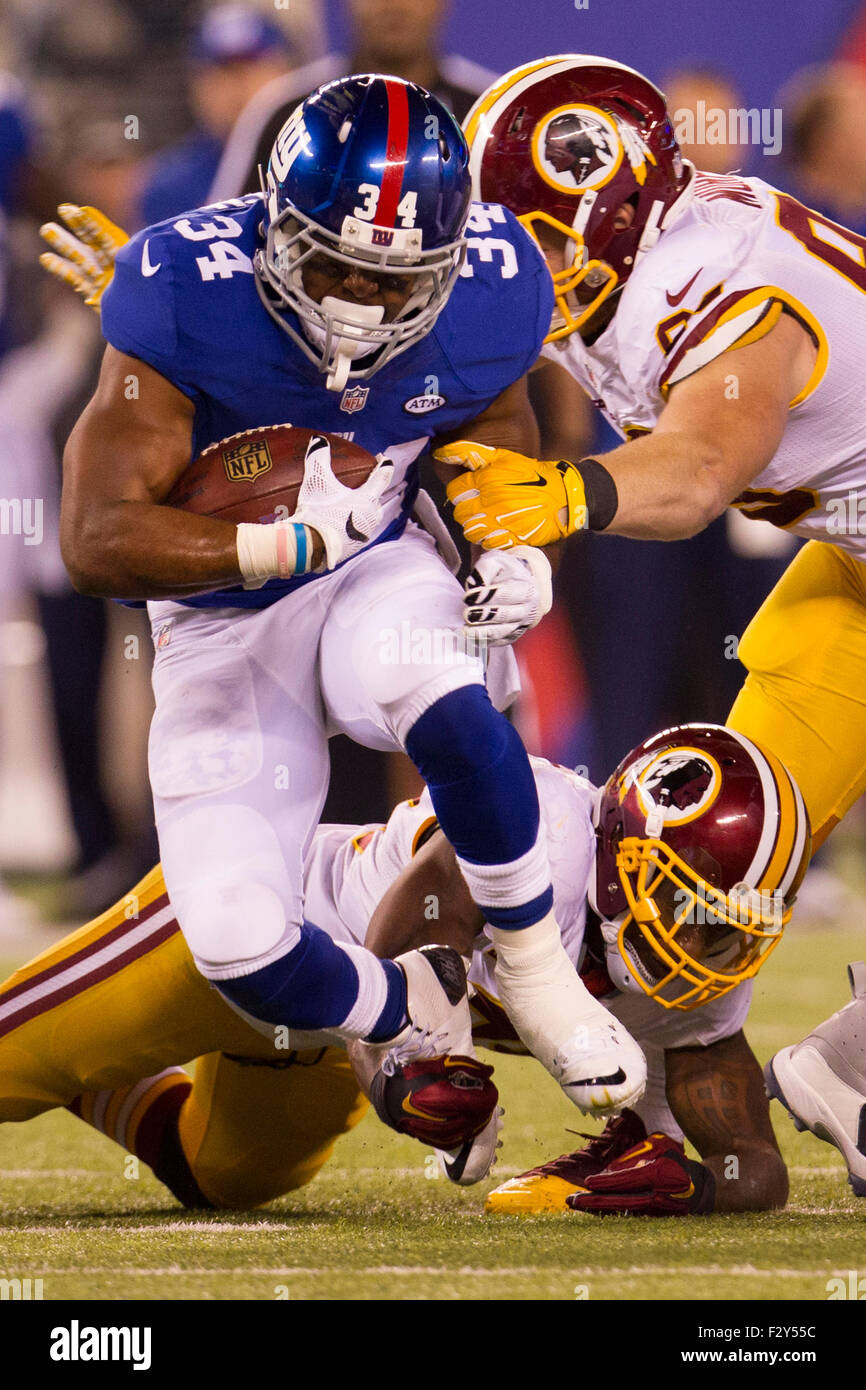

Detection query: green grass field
(2, 919), (866, 1301)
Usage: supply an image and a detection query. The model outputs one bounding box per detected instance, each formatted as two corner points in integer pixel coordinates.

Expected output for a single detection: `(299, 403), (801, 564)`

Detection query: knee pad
(159, 804), (301, 977)
(182, 881), (294, 978)
(405, 684), (540, 864)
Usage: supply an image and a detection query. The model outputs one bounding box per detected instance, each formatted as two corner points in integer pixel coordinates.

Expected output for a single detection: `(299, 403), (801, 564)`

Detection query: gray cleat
(765, 962), (866, 1196)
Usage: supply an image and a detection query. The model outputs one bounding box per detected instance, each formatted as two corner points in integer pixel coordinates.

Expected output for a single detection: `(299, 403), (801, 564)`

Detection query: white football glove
(462, 545), (553, 645)
(292, 435), (394, 570)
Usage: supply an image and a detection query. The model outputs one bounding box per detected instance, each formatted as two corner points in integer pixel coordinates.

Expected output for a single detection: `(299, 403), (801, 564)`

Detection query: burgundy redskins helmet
(591, 724), (811, 1011)
(464, 55), (691, 340)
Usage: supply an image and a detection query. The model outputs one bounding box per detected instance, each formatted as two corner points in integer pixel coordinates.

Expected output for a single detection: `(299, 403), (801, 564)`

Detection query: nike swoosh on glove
(370, 1054), (499, 1150)
(292, 435), (394, 569)
(463, 545), (553, 645)
(435, 440), (588, 550)
(565, 1131), (716, 1215)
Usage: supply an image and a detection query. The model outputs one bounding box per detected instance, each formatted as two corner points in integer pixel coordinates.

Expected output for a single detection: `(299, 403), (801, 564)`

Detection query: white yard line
(7, 1264), (850, 1280)
(788, 1166), (846, 1176)
(0, 1167), (441, 1180)
(1, 1164), (847, 1180)
(0, 1169), (103, 1178)
(8, 1222), (315, 1234)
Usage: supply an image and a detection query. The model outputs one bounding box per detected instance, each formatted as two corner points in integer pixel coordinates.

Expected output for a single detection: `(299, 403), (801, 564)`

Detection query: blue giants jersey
(99, 194), (554, 608)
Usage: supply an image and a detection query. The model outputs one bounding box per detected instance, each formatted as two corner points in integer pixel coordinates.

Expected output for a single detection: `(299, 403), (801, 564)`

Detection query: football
(165, 423), (378, 525)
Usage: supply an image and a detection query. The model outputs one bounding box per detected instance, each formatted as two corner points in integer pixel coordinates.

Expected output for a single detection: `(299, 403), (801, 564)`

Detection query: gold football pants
(728, 540), (866, 850)
(0, 866), (368, 1207)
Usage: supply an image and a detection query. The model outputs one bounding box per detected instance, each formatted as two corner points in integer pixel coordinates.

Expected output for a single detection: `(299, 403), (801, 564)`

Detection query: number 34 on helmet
(590, 723), (811, 1011)
(256, 74), (472, 390)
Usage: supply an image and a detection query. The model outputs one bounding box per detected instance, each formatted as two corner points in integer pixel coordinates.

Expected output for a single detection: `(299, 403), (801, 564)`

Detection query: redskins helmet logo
(631, 748), (722, 827)
(531, 103), (656, 195)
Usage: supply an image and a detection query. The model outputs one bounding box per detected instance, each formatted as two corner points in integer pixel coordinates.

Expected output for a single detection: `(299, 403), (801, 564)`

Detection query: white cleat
(552, 1017), (647, 1115)
(378, 944), (474, 1066)
(765, 962), (866, 1197)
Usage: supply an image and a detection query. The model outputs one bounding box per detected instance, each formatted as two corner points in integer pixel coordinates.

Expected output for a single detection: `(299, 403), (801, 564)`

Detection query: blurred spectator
(210, 0), (497, 200)
(7, 119), (159, 918)
(0, 71), (34, 352)
(22, 1), (321, 170)
(782, 62), (866, 233)
(0, 69), (81, 924)
(139, 5), (293, 227)
(27, 0), (200, 156)
(663, 67), (752, 174)
(838, 3), (866, 71)
(66, 118), (147, 231)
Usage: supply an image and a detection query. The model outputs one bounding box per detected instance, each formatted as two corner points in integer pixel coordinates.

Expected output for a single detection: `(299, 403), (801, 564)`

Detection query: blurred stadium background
(1, 0), (866, 1300)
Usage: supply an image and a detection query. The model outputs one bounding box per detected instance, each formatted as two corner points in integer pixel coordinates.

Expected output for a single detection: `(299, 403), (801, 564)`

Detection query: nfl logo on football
(340, 386), (369, 414)
(222, 439), (273, 482)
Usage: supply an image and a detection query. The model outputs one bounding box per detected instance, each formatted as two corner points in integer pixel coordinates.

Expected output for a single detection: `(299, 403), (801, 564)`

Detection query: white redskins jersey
(544, 170), (866, 560)
(302, 754), (749, 1054)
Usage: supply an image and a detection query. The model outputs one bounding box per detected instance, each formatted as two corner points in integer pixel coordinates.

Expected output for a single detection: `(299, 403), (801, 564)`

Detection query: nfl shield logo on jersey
(340, 386), (369, 414)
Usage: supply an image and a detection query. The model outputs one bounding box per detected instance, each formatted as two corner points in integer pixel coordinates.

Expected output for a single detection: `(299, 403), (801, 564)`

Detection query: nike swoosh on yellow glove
(436, 441), (588, 550)
(39, 203), (129, 309)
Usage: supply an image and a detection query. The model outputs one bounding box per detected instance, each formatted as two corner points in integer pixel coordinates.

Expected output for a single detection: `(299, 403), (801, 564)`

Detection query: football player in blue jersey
(55, 75), (646, 1117)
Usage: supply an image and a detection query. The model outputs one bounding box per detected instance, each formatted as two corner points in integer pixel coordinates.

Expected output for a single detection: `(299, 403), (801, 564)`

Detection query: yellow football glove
(437, 440), (591, 549)
(39, 203), (129, 310)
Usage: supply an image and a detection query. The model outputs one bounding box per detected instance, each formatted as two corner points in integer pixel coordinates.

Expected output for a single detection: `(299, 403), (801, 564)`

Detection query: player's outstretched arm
(441, 312), (817, 548)
(364, 828), (484, 964)
(666, 1029), (788, 1212)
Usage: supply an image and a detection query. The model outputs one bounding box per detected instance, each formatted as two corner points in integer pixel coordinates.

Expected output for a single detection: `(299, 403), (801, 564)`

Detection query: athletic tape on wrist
(236, 521), (313, 582)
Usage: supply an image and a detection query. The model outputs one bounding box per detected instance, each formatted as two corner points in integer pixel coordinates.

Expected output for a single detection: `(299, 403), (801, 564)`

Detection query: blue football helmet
(255, 74), (472, 390)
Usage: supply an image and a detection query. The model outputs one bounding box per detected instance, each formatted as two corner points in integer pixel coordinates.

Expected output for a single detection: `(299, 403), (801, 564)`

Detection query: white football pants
(147, 525), (515, 982)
